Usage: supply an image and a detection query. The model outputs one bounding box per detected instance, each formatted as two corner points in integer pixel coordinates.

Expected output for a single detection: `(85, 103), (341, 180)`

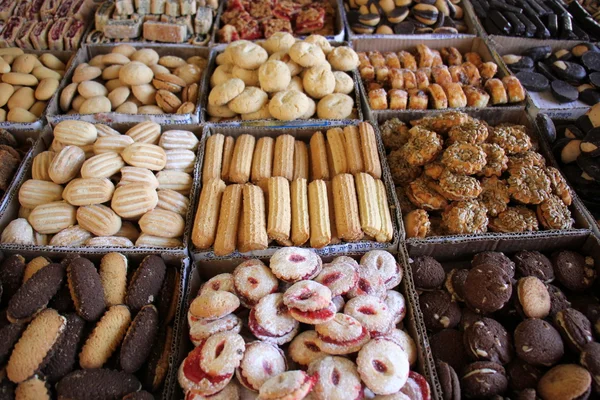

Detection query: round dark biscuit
(68, 258), (106, 322)
(0, 318), (25, 365)
(445, 268), (468, 302)
(464, 264), (512, 314)
(412, 256), (445, 291)
(555, 308), (594, 353)
(0, 378), (15, 399)
(546, 283), (571, 318)
(513, 251), (554, 282)
(461, 361), (508, 399)
(472, 251), (515, 278)
(580, 341), (600, 390)
(123, 391), (154, 400)
(0, 254), (25, 307)
(463, 317), (513, 365)
(156, 267), (179, 325)
(7, 262), (66, 322)
(552, 250), (597, 292)
(42, 313), (86, 383)
(56, 369), (141, 400)
(506, 358), (543, 392)
(515, 388), (539, 400)
(120, 304), (159, 374)
(125, 256), (166, 313)
(430, 329), (470, 372)
(459, 308), (482, 332)
(420, 290), (461, 331)
(143, 326), (172, 392)
(436, 359), (461, 400)
(514, 318), (564, 367)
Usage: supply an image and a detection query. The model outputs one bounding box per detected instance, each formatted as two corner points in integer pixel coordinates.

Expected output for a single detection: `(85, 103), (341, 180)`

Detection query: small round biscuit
(230, 42), (268, 70)
(208, 78), (245, 106)
(333, 71), (354, 94)
(259, 60), (291, 93)
(210, 64), (233, 88)
(262, 32), (296, 55)
(305, 34), (333, 54)
(317, 93), (354, 119)
(208, 103), (238, 118)
(287, 76), (304, 92)
(269, 51), (303, 76)
(232, 66), (259, 87)
(301, 97), (316, 119)
(228, 87), (269, 114)
(303, 64), (335, 99)
(130, 48), (159, 65)
(268, 90), (310, 121)
(328, 46), (360, 71)
(289, 42), (326, 67)
(242, 104), (272, 120)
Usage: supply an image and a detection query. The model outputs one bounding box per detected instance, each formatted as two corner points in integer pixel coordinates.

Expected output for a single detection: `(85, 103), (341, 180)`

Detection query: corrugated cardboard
(190, 122), (402, 262)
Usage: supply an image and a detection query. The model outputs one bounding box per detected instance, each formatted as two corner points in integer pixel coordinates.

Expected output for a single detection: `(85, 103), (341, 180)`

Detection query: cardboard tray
(208, 0), (346, 49)
(0, 122), (203, 255)
(0, 248), (190, 400)
(173, 247), (439, 400)
(201, 44), (365, 126)
(351, 36), (526, 121)
(372, 108), (594, 246)
(45, 44), (211, 126)
(190, 122), (403, 262)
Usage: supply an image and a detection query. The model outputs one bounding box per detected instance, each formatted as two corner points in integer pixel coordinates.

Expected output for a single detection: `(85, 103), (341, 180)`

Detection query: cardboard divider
(351, 36), (526, 120)
(45, 44), (211, 126)
(0, 122), (204, 255)
(190, 122), (402, 262)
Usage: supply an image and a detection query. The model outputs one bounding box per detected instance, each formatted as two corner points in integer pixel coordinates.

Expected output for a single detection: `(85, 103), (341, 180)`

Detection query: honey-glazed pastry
(398, 51), (417, 71)
(464, 52), (483, 67)
(368, 88), (388, 110)
(546, 166), (572, 206)
(406, 176), (449, 211)
(502, 76), (526, 103)
(416, 44), (434, 68)
(384, 52), (401, 69)
(427, 84), (448, 109)
(368, 51), (385, 68)
(443, 82), (468, 109)
(507, 151), (546, 173)
(462, 62), (481, 87)
(489, 206), (539, 233)
(432, 50), (444, 67)
(440, 143), (487, 175)
(360, 65), (375, 81)
(410, 111), (470, 134)
(442, 200), (488, 235)
(402, 127), (443, 166)
(423, 160), (445, 180)
(408, 89), (428, 110)
(358, 52), (370, 69)
(403, 70), (417, 90)
(463, 86), (491, 108)
(449, 65), (469, 85)
(479, 62), (498, 81)
(387, 150), (423, 185)
(447, 120), (488, 144)
(404, 209), (430, 238)
(536, 195), (574, 230)
(381, 119), (409, 151)
(490, 125), (532, 154)
(415, 68), (430, 89)
(508, 166), (551, 205)
(437, 170), (482, 201)
(479, 177), (510, 217)
(367, 82), (383, 92)
(479, 143), (508, 178)
(432, 65), (453, 87)
(375, 66), (389, 83)
(395, 186), (417, 214)
(389, 68), (404, 89)
(484, 78), (508, 105)
(389, 89), (408, 110)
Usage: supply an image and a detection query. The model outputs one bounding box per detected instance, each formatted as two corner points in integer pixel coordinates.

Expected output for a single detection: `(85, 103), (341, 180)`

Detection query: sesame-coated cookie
(42, 313), (85, 383)
(56, 369), (141, 400)
(125, 256), (166, 313)
(68, 258), (106, 322)
(99, 252), (128, 307)
(80, 305), (131, 369)
(120, 305), (159, 374)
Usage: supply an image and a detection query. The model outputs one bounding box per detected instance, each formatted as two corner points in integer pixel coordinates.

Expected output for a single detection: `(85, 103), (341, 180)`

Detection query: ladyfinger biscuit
(28, 201), (76, 234)
(355, 172), (382, 238)
(310, 131), (330, 180)
(63, 178), (115, 206)
(99, 253), (128, 308)
(22, 257), (50, 282)
(157, 189), (189, 216)
(343, 125), (364, 174)
(143, 326), (173, 391)
(53, 120), (97, 146)
(111, 183), (159, 219)
(157, 266), (179, 325)
(93, 135), (134, 155)
(220, 135), (234, 182)
(332, 174), (363, 242)
(126, 121), (161, 144)
(238, 184), (268, 253)
(31, 151), (55, 181)
(192, 179), (227, 249)
(164, 149), (196, 172)
(49, 226), (93, 247)
(308, 180), (331, 248)
(57, 369), (141, 400)
(139, 209), (185, 238)
(119, 167), (159, 189)
(267, 176), (291, 243)
(125, 255), (166, 313)
(159, 130), (199, 151)
(326, 128), (348, 176)
(18, 179), (63, 209)
(291, 178), (310, 246)
(251, 136), (274, 183)
(68, 258), (106, 322)
(213, 184), (243, 256)
(79, 305), (131, 369)
(122, 143), (167, 171)
(359, 122), (382, 179)
(7, 308), (66, 383)
(293, 141), (309, 181)
(77, 204), (122, 237)
(48, 146), (86, 184)
(229, 134), (255, 184)
(273, 134), (295, 181)
(135, 235), (182, 248)
(202, 133), (224, 184)
(0, 255), (25, 305)
(15, 376), (50, 399)
(42, 313), (85, 383)
(80, 152), (126, 179)
(375, 179), (394, 243)
(156, 170), (192, 194)
(120, 304), (159, 374)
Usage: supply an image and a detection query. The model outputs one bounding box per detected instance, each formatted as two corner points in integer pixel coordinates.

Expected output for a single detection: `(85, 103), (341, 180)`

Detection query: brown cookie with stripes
(56, 369), (141, 400)
(68, 258), (106, 321)
(0, 254), (26, 307)
(157, 267), (180, 325)
(125, 256), (166, 313)
(143, 326), (173, 392)
(42, 313), (86, 383)
(120, 305), (159, 373)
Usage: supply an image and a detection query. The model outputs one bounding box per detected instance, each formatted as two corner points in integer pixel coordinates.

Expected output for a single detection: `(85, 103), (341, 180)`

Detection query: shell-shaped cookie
(164, 149), (196, 173)
(139, 209), (185, 238)
(120, 304), (159, 373)
(93, 135), (135, 155)
(118, 167), (159, 188)
(114, 221), (140, 242)
(67, 257), (106, 321)
(95, 124), (121, 137)
(99, 252), (128, 307)
(80, 152), (125, 179)
(32, 151), (56, 181)
(49, 225), (93, 246)
(48, 146), (86, 184)
(135, 234), (183, 248)
(111, 183), (159, 219)
(85, 236), (134, 247)
(19, 179), (63, 209)
(1, 218), (35, 245)
(122, 143), (166, 171)
(157, 189), (189, 215)
(54, 120), (98, 146)
(125, 121), (161, 144)
(159, 130), (199, 150)
(56, 369), (141, 399)
(77, 204), (122, 237)
(156, 170), (192, 194)
(125, 255), (167, 312)
(28, 201), (76, 234)
(63, 178), (115, 206)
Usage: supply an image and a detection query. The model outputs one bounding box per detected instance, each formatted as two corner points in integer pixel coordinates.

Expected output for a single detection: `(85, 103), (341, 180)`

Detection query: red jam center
(248, 277), (259, 285)
(306, 341), (321, 352)
(263, 360), (273, 375)
(358, 279), (371, 293)
(373, 360), (387, 373)
(332, 369), (340, 385)
(183, 346), (231, 385)
(215, 341), (225, 358)
(322, 272), (342, 285)
(292, 307), (334, 320)
(319, 326), (368, 346)
(358, 306), (376, 315)
(290, 255), (306, 262)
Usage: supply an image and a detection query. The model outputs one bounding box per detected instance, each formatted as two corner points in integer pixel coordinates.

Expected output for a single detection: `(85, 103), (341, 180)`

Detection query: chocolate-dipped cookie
(125, 256), (166, 313)
(517, 277), (551, 319)
(68, 258), (106, 322)
(538, 364), (592, 400)
(50, 283), (75, 313)
(157, 267), (180, 325)
(554, 308), (594, 353)
(411, 256), (445, 291)
(552, 250), (597, 292)
(99, 252), (128, 308)
(56, 369), (142, 400)
(436, 359), (461, 400)
(513, 251), (554, 282)
(546, 284), (571, 318)
(464, 264), (512, 314)
(472, 251), (515, 278)
(0, 255), (25, 307)
(463, 317), (513, 364)
(143, 326), (173, 392)
(120, 304), (159, 374)
(0, 378), (15, 399)
(0, 314), (25, 365)
(42, 313), (85, 383)
(514, 318), (564, 367)
(7, 262), (66, 322)
(506, 358), (543, 392)
(80, 305), (131, 370)
(420, 290), (461, 331)
(445, 268), (468, 302)
(123, 391), (155, 400)
(430, 329), (470, 372)
(461, 361), (508, 398)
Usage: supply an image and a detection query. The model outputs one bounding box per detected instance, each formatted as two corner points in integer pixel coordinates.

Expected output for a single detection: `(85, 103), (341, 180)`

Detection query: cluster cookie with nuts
(59, 44), (206, 116)
(207, 34), (359, 122)
(382, 111), (575, 237)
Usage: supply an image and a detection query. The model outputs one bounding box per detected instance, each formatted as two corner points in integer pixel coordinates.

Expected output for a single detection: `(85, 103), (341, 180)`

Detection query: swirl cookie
(257, 371), (316, 400)
(283, 281), (335, 324)
(56, 369), (141, 400)
(315, 313), (370, 355)
(248, 293), (299, 345)
(68, 258), (106, 322)
(360, 250), (403, 290)
(125, 256), (167, 313)
(42, 313), (85, 383)
(80, 305), (131, 369)
(236, 341), (287, 392)
(270, 247), (322, 283)
(120, 305), (159, 374)
(232, 260), (278, 308)
(314, 261), (359, 297)
(308, 356), (363, 400)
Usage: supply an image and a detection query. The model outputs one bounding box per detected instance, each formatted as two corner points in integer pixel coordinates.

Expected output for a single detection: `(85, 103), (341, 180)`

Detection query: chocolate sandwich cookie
(436, 360), (460, 400)
(125, 256), (166, 313)
(461, 361), (508, 398)
(56, 369), (142, 400)
(120, 305), (159, 374)
(445, 268), (468, 302)
(430, 329), (470, 372)
(0, 315), (25, 365)
(517, 277), (551, 319)
(463, 317), (513, 364)
(143, 326), (173, 392)
(42, 313), (85, 383)
(506, 358), (543, 392)
(0, 254), (25, 307)
(538, 364), (592, 400)
(464, 264), (512, 314)
(552, 250), (597, 292)
(547, 284), (571, 318)
(420, 290), (461, 331)
(554, 308), (594, 353)
(123, 391), (154, 400)
(68, 258), (106, 322)
(157, 267), (179, 325)
(7, 262), (66, 322)
(513, 251), (554, 282)
(411, 256), (445, 291)
(472, 251), (515, 278)
(514, 318), (564, 367)
(580, 342), (600, 392)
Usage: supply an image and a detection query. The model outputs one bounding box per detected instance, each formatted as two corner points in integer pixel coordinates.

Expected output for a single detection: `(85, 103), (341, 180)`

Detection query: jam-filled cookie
(356, 338), (409, 395)
(189, 290), (240, 321)
(289, 330), (327, 368)
(315, 313), (370, 355)
(257, 370), (316, 400)
(346, 266), (386, 300)
(314, 261), (358, 297)
(270, 248), (322, 283)
(360, 250), (403, 290)
(232, 260), (278, 308)
(344, 295), (394, 336)
(442, 200), (488, 235)
(489, 206), (540, 233)
(382, 328), (418, 366)
(236, 341), (287, 392)
(283, 280), (335, 324)
(188, 313), (242, 346)
(307, 356), (362, 400)
(385, 290), (407, 325)
(248, 293), (299, 345)
(199, 273), (235, 295)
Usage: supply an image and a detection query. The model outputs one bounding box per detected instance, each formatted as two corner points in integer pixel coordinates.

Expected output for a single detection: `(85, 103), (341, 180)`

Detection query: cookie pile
(179, 248), (429, 398)
(59, 45), (206, 115)
(0, 48), (66, 123)
(0, 129), (30, 201)
(383, 111), (575, 237)
(345, 0), (468, 35)
(413, 249), (600, 399)
(207, 35), (359, 121)
(192, 123), (395, 256)
(0, 253), (177, 398)
(502, 43), (600, 105)
(216, 0), (336, 42)
(2, 120), (197, 248)
(360, 45), (525, 111)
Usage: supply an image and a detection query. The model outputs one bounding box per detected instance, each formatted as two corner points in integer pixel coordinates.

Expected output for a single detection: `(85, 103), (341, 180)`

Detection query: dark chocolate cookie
(0, 378), (15, 399)
(580, 342), (600, 390)
(0, 255), (25, 307)
(554, 308), (594, 353)
(68, 258), (106, 322)
(430, 329), (470, 372)
(464, 264), (513, 314)
(42, 313), (85, 383)
(472, 252), (515, 278)
(143, 326), (173, 392)
(513, 251), (554, 282)
(120, 305), (159, 374)
(461, 361), (508, 398)
(125, 256), (166, 313)
(514, 318), (564, 366)
(552, 250), (597, 292)
(436, 360), (461, 400)
(506, 358), (543, 392)
(156, 267), (179, 325)
(420, 290), (461, 331)
(445, 268), (469, 302)
(411, 256), (445, 291)
(50, 283), (75, 313)
(459, 308), (482, 332)
(515, 388), (539, 400)
(56, 369), (141, 400)
(547, 284), (572, 318)
(463, 317), (513, 365)
(123, 391), (154, 400)
(0, 317), (25, 365)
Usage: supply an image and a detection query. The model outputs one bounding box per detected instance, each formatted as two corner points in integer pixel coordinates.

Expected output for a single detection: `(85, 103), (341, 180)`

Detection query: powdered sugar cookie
(199, 273), (235, 295)
(381, 329), (417, 367)
(284, 280), (335, 324)
(331, 256), (359, 269)
(314, 261), (358, 297)
(346, 267), (386, 300)
(236, 341), (287, 392)
(257, 371), (316, 400)
(270, 248), (322, 283)
(344, 295), (394, 336)
(360, 251), (403, 290)
(289, 331), (328, 367)
(188, 313), (242, 346)
(396, 371), (431, 400)
(385, 291), (406, 325)
(189, 290), (240, 320)
(357, 338), (409, 395)
(185, 381), (240, 400)
(233, 260), (279, 308)
(308, 356), (363, 400)
(249, 293), (299, 345)
(315, 313), (370, 355)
